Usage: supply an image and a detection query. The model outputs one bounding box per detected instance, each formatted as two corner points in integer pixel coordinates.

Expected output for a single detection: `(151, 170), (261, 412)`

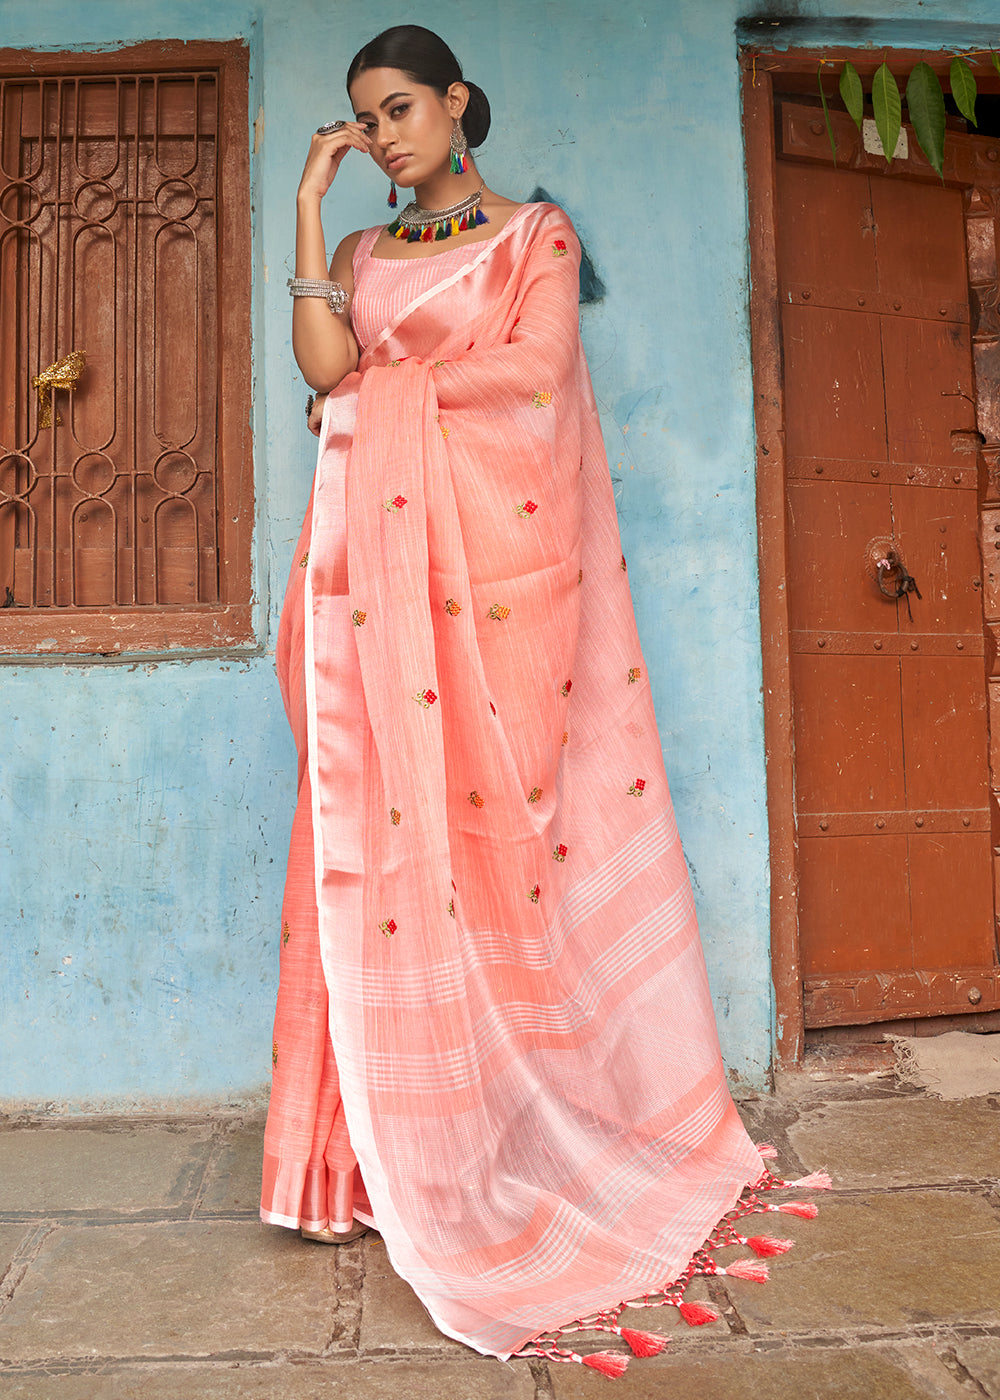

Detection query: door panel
(776, 143), (1000, 1026)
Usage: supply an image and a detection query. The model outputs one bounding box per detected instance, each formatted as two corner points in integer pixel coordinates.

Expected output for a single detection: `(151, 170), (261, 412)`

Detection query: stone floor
(1, 1056), (998, 1398)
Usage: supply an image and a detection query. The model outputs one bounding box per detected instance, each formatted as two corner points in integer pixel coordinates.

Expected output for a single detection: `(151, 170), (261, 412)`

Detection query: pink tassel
(581, 1351), (629, 1377)
(724, 1257), (770, 1283)
(791, 1170), (832, 1190)
(756, 1142), (778, 1158)
(678, 1300), (719, 1326)
(777, 1201), (818, 1219)
(618, 1327), (668, 1357)
(744, 1234), (794, 1257)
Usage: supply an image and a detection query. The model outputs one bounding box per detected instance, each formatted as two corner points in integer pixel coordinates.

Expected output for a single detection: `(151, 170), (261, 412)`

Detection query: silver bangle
(287, 277), (350, 315)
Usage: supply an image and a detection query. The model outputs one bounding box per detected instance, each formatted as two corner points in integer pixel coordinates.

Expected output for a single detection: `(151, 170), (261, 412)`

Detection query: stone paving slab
(0, 1359), (535, 1400)
(786, 1098), (1000, 1188)
(954, 1337), (1000, 1396)
(0, 1125), (214, 1214)
(547, 1342), (971, 1399)
(358, 1236), (467, 1355)
(0, 1223), (31, 1276)
(196, 1118), (265, 1214)
(721, 1189), (1000, 1334)
(0, 1221), (346, 1360)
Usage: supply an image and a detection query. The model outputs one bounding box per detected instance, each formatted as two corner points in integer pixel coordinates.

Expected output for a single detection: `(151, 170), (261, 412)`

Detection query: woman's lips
(386, 154), (410, 171)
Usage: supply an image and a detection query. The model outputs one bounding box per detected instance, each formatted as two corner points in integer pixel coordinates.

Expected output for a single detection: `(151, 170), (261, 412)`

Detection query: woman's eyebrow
(353, 91), (412, 120)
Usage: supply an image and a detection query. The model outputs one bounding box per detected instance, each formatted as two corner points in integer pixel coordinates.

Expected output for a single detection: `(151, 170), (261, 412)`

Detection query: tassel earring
(450, 120), (468, 175)
(388, 181), (398, 208)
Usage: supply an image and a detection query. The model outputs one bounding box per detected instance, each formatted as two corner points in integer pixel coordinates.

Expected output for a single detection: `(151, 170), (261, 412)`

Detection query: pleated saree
(262, 203), (777, 1361)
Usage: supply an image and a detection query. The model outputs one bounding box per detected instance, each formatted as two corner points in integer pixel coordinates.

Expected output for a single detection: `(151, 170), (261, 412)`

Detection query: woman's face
(349, 67), (465, 188)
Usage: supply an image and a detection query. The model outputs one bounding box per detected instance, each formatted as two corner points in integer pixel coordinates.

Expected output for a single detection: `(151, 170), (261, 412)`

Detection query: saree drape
(274, 203), (765, 1358)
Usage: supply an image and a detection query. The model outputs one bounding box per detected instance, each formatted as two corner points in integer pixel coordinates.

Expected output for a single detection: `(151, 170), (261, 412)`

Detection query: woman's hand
(307, 393), (328, 436)
(298, 122), (371, 203)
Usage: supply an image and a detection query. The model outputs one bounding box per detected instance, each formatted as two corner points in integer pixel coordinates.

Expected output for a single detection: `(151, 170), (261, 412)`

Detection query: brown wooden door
(776, 109), (1000, 1026)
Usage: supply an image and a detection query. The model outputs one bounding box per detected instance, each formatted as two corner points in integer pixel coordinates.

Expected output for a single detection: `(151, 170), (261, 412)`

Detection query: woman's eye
(390, 105), (409, 120)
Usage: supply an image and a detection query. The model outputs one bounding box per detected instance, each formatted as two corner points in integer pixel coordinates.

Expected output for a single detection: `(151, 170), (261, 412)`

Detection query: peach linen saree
(265, 204), (770, 1361)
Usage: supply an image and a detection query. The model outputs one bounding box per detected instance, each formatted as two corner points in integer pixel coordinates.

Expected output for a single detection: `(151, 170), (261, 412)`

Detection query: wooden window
(0, 41), (252, 655)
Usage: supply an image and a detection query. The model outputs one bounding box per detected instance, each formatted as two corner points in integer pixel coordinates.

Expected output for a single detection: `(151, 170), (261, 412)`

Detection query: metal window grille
(0, 72), (223, 614)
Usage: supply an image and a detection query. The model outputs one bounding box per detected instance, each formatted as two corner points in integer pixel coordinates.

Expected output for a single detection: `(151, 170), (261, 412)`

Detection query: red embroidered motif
(413, 688), (438, 708)
(379, 918), (397, 938)
(553, 843), (568, 862)
(488, 603), (511, 620)
(528, 884), (540, 904)
(384, 494), (408, 512)
(281, 921), (290, 947)
(272, 1041), (278, 1068)
(489, 701), (497, 716)
(298, 552), (309, 568)
(352, 609), (367, 627)
(514, 500), (538, 518)
(468, 790), (485, 808)
(628, 667), (641, 684)
(561, 679), (573, 697)
(444, 598), (462, 616)
(620, 554), (627, 571)
(562, 730), (569, 746)
(531, 390), (553, 408)
(552, 239), (568, 256)
(629, 778), (646, 796)
(528, 787), (542, 804)
(390, 808), (401, 826)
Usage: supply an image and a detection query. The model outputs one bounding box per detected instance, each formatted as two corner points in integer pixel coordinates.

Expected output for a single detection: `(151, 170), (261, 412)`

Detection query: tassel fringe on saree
(262, 204), (823, 1370)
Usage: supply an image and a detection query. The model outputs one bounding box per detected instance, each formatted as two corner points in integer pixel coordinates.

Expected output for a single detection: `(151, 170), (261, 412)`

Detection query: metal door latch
(876, 549), (922, 621)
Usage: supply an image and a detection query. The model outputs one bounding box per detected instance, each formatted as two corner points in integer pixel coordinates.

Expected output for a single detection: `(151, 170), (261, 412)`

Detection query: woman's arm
(292, 124), (368, 391)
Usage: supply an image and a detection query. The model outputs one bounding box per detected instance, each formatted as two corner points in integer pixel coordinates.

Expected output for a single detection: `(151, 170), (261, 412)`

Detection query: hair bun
(463, 81), (491, 148)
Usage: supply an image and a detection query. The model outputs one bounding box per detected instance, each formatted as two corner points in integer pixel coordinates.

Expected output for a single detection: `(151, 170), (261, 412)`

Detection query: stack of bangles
(287, 276), (350, 315)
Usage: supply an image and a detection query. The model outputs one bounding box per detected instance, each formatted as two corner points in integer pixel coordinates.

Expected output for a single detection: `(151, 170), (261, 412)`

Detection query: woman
(261, 24), (819, 1374)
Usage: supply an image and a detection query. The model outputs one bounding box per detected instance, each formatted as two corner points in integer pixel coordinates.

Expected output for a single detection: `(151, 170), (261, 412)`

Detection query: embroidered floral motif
(440, 424), (451, 439)
(578, 569), (583, 584)
(528, 883), (540, 904)
(561, 679), (573, 697)
(433, 360), (445, 368)
(468, 790), (485, 808)
(552, 239), (568, 256)
(281, 921), (290, 948)
(628, 667), (642, 684)
(488, 603), (511, 621)
(390, 807), (401, 826)
(384, 494), (408, 512)
(448, 898), (455, 918)
(298, 552), (309, 568)
(562, 730), (569, 746)
(531, 390), (553, 409)
(528, 787), (542, 804)
(553, 843), (568, 862)
(444, 598), (462, 616)
(628, 778), (646, 796)
(389, 359), (401, 367)
(272, 1041), (279, 1068)
(413, 688), (438, 708)
(379, 918), (397, 938)
(352, 609), (367, 627)
(514, 500), (538, 518)
(625, 720), (644, 738)
(620, 554), (627, 571)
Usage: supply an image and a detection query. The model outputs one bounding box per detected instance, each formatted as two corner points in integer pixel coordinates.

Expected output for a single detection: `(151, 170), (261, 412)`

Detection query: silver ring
(316, 119), (347, 134)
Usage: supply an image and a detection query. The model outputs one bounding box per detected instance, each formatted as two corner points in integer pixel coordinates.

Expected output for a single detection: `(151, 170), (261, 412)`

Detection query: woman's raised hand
(298, 122), (372, 201)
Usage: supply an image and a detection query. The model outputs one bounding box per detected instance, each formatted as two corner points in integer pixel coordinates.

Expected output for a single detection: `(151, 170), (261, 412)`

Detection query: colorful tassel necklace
(387, 181), (489, 244)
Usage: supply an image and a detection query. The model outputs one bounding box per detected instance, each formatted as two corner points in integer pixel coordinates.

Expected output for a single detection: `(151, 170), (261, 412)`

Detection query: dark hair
(347, 25), (491, 148)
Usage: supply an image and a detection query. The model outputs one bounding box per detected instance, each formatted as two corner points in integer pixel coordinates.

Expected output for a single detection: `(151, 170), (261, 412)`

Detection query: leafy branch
(818, 51), (1000, 175)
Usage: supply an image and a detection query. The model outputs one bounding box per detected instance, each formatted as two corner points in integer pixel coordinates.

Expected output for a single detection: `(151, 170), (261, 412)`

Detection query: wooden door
(775, 106), (1000, 1026)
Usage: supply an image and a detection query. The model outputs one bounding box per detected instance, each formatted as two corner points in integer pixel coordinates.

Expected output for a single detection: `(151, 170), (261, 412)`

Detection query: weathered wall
(5, 0), (997, 1108)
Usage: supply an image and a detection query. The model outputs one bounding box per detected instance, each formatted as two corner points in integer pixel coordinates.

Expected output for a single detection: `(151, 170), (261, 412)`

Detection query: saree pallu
(272, 203), (765, 1358)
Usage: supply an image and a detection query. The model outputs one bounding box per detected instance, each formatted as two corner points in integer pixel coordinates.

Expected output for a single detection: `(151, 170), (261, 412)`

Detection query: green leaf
(906, 61), (946, 177)
(950, 56), (978, 126)
(993, 50), (1000, 82)
(872, 61), (902, 166)
(817, 64), (838, 165)
(839, 60), (864, 129)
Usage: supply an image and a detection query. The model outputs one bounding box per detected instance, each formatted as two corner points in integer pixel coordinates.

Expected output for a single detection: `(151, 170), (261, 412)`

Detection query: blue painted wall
(4, 0), (996, 1108)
